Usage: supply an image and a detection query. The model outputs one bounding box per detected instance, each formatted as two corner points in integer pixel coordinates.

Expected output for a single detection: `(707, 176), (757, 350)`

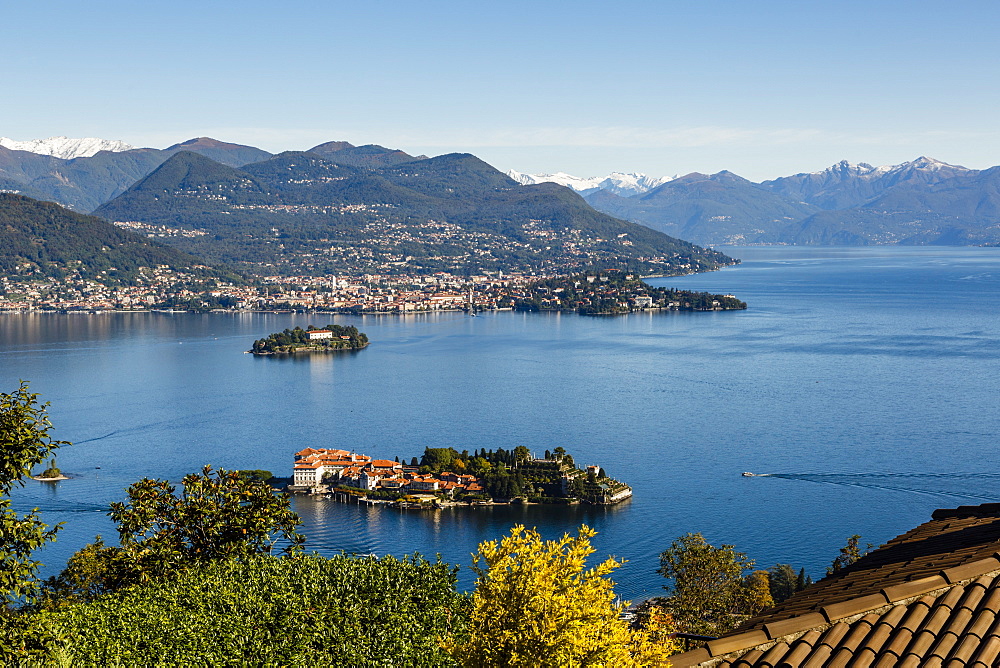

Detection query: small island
(290, 446), (632, 508)
(250, 325), (369, 355)
(507, 271), (747, 315)
(32, 458), (68, 481)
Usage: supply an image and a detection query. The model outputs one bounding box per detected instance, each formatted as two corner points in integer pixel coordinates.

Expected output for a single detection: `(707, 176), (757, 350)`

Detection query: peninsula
(250, 325), (369, 355)
(508, 270), (747, 314)
(290, 446), (632, 507)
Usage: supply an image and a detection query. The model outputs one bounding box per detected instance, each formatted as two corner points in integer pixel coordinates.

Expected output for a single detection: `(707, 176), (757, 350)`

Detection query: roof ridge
(932, 503), (1000, 520)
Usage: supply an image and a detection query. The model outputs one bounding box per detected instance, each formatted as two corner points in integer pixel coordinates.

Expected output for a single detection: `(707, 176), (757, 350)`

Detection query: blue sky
(5, 0), (999, 180)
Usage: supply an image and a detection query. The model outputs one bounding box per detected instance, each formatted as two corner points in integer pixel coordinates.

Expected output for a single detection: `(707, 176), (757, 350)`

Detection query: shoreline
(250, 342), (370, 356)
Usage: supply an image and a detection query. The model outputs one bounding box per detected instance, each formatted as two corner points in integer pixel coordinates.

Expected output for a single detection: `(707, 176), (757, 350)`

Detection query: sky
(4, 0), (999, 181)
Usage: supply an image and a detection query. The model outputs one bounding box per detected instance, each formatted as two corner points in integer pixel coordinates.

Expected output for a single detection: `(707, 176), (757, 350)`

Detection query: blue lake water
(4, 246), (1000, 601)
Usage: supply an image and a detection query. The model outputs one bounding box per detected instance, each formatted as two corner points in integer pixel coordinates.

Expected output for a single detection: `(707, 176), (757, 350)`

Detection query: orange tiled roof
(671, 503), (1000, 667)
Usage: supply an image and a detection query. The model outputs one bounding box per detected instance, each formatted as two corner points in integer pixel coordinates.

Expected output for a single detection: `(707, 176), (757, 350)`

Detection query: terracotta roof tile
(882, 575), (948, 602)
(669, 647), (711, 666)
(966, 609), (998, 640)
(781, 629), (821, 663)
(673, 503), (1000, 667)
(799, 643), (834, 668)
(822, 594), (890, 623)
(969, 634), (1000, 665)
(754, 641), (788, 667)
(728, 648), (763, 667)
(943, 557), (1000, 584)
(707, 630), (769, 656)
(762, 611), (826, 640)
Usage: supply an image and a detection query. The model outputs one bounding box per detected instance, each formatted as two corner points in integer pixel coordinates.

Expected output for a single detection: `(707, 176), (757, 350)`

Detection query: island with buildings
(290, 445), (632, 508)
(250, 325), (369, 355)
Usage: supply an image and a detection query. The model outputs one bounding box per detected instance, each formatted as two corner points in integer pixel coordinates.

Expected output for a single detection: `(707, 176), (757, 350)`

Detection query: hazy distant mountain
(307, 141), (426, 168)
(581, 157), (1000, 246)
(780, 165), (1000, 245)
(506, 170), (674, 197)
(761, 157), (972, 210)
(94, 150), (735, 276)
(0, 192), (231, 284)
(164, 137), (272, 168)
(0, 136), (135, 160)
(586, 171), (819, 246)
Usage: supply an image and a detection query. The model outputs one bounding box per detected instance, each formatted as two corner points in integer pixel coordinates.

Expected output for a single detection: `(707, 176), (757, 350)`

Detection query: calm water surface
(4, 246), (1000, 600)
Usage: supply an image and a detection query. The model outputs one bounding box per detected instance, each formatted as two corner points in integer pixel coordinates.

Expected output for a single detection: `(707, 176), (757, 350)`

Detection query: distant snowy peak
(0, 136), (135, 160)
(813, 157), (969, 179)
(506, 170), (674, 196)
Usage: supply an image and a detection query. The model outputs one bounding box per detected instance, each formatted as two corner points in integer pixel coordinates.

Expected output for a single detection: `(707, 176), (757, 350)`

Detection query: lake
(4, 246), (1000, 601)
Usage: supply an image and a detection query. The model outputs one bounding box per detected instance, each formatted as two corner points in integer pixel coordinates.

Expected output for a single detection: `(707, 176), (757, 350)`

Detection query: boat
(742, 472), (755, 477)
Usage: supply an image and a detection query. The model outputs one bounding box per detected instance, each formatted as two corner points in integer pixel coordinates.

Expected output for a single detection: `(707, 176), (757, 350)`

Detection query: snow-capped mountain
(506, 170), (674, 197)
(0, 136), (136, 160)
(760, 157), (971, 211)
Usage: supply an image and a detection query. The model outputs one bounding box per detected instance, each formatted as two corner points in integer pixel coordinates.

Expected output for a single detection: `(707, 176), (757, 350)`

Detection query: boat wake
(743, 471), (1000, 502)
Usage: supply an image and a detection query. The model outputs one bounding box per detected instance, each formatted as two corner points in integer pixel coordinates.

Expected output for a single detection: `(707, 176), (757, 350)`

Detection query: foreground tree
(442, 524), (675, 667)
(0, 382), (69, 604)
(826, 534), (873, 575)
(42, 554), (464, 665)
(657, 532), (771, 637)
(44, 465), (306, 603)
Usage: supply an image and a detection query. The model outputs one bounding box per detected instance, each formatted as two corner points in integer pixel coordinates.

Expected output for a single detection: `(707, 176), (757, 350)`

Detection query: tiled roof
(671, 503), (1000, 667)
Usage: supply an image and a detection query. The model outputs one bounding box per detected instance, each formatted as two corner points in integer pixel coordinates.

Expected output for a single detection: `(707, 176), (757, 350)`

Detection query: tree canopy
(442, 524), (675, 667)
(656, 532), (772, 637)
(0, 381), (68, 604)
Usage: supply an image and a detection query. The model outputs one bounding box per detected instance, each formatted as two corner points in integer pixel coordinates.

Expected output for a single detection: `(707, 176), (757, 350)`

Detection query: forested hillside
(0, 193), (235, 285)
(95, 150), (737, 276)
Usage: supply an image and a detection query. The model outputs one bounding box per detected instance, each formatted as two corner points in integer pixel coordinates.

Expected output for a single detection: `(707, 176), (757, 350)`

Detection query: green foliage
(0, 193), (235, 286)
(827, 534), (873, 575)
(0, 382), (67, 604)
(442, 525), (675, 667)
(421, 447), (459, 472)
(108, 465), (305, 585)
(234, 469), (274, 482)
(0, 381), (69, 493)
(37, 553), (464, 666)
(38, 537), (128, 610)
(768, 564), (798, 603)
(513, 271), (747, 314)
(0, 504), (62, 606)
(796, 567), (813, 591)
(37, 458), (61, 479)
(656, 532), (770, 636)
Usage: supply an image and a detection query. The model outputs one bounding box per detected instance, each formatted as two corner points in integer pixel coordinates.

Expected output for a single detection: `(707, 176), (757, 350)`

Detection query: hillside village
(290, 446), (632, 506)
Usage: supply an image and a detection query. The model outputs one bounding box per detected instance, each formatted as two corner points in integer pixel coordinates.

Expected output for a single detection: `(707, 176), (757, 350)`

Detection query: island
(250, 325), (369, 355)
(289, 446), (632, 508)
(506, 270), (747, 315)
(32, 458), (68, 481)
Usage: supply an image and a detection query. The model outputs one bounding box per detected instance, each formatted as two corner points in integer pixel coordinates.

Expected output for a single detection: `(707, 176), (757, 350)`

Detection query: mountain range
(525, 157), (1000, 246)
(3, 135), (998, 248)
(505, 170), (674, 197)
(0, 137), (426, 213)
(89, 149), (731, 276)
